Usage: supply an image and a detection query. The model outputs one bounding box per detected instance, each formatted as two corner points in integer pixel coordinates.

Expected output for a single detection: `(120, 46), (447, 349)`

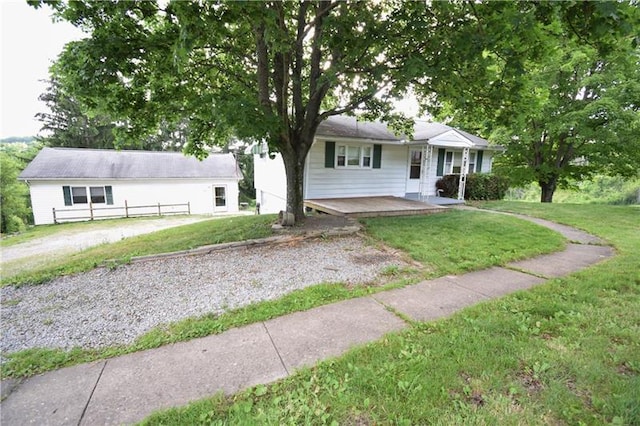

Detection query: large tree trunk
(280, 144), (310, 222)
(539, 178), (557, 203)
(283, 154), (305, 221)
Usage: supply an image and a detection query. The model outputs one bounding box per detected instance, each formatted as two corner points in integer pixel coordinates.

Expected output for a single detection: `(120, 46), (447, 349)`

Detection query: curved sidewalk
(0, 213), (615, 426)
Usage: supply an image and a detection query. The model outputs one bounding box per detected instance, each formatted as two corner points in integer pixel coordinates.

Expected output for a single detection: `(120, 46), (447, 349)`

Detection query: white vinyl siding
(305, 140), (407, 199)
(253, 151), (287, 214)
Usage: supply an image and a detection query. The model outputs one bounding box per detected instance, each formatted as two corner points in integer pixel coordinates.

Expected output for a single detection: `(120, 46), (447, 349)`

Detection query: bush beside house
(436, 174), (509, 200)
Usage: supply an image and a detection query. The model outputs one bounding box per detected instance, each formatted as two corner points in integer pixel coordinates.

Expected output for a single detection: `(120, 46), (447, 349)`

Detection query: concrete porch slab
(508, 244), (614, 278)
(264, 297), (406, 372)
(304, 196), (446, 218)
(81, 323), (287, 425)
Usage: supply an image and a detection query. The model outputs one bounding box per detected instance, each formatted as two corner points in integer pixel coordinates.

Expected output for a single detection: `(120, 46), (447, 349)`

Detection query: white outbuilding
(19, 147), (241, 225)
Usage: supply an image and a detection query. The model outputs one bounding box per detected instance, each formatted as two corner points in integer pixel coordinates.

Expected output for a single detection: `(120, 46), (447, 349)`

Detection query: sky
(1, 1), (84, 139)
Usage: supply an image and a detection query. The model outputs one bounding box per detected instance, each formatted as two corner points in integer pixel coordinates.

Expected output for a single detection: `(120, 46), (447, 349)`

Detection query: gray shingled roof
(316, 115), (490, 147)
(19, 148), (242, 180)
(316, 115), (400, 141)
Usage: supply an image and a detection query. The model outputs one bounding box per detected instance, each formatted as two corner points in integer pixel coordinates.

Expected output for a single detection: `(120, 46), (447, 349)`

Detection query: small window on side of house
(337, 145), (346, 167)
(362, 146), (372, 167)
(71, 187), (88, 204)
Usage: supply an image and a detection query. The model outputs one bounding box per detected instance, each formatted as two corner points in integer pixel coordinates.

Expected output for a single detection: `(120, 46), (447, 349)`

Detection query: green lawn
(1, 209), (565, 379)
(140, 203), (639, 426)
(362, 209), (564, 276)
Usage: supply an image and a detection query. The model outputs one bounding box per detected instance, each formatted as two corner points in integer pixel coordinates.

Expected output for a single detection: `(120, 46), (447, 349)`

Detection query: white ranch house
(19, 147), (241, 225)
(254, 116), (502, 214)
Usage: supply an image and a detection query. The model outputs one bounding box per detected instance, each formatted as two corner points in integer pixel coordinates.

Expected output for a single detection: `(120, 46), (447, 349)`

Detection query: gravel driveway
(1, 215), (219, 263)
(1, 235), (407, 354)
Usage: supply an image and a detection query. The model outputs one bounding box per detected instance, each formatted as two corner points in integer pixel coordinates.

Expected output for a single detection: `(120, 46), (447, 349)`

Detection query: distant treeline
(0, 136), (36, 144)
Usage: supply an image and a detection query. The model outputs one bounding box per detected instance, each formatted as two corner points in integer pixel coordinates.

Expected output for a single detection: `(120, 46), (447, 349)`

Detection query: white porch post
(457, 147), (470, 200)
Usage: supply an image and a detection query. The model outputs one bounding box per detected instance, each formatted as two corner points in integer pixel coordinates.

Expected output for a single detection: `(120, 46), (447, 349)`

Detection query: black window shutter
(436, 148), (446, 176)
(476, 150), (484, 173)
(105, 186), (114, 205)
(373, 144), (382, 169)
(324, 141), (335, 168)
(62, 186), (72, 206)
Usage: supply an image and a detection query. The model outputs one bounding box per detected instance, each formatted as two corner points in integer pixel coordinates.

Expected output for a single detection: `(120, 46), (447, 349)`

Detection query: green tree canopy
(37, 77), (118, 149)
(0, 145), (38, 233)
(36, 78), (187, 151)
(433, 1), (640, 202)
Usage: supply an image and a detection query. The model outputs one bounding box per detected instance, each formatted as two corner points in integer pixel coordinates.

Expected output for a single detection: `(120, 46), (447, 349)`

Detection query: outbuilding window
(90, 187), (106, 204)
(63, 185), (113, 206)
(72, 187), (88, 204)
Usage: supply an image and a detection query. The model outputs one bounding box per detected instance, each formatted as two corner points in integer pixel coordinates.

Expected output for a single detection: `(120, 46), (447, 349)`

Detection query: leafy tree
(37, 78), (187, 151)
(36, 78), (118, 149)
(433, 2), (640, 202)
(0, 146), (37, 233)
(34, 0), (521, 220)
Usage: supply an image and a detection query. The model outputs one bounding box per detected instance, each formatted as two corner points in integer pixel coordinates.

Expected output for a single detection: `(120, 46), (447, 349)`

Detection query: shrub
(4, 215), (27, 234)
(466, 173), (510, 200)
(435, 174), (509, 200)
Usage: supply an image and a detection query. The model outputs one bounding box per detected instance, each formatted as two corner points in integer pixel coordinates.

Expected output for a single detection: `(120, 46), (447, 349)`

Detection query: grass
(1, 209), (565, 379)
(362, 209), (565, 276)
(140, 203), (639, 426)
(1, 214), (277, 287)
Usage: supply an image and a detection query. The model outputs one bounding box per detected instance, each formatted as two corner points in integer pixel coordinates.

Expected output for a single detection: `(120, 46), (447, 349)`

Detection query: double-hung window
(468, 152), (477, 173)
(90, 187), (106, 203)
(63, 185), (113, 206)
(336, 144), (372, 168)
(71, 187), (88, 204)
(444, 151), (477, 174)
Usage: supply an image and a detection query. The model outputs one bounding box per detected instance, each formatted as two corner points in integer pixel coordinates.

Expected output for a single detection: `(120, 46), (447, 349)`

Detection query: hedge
(435, 173), (509, 200)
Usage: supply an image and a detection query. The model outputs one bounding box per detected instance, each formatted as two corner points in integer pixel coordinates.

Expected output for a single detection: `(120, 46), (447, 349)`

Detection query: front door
(405, 148), (422, 194)
(213, 186), (227, 212)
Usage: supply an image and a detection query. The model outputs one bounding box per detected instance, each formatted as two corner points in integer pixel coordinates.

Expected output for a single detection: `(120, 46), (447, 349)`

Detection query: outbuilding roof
(19, 147), (242, 180)
(316, 115), (490, 147)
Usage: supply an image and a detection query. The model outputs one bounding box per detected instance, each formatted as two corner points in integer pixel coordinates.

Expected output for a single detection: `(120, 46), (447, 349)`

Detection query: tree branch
(254, 20), (272, 113)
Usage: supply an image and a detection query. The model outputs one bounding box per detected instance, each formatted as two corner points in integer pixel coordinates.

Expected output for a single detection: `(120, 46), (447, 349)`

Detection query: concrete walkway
(0, 213), (615, 425)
